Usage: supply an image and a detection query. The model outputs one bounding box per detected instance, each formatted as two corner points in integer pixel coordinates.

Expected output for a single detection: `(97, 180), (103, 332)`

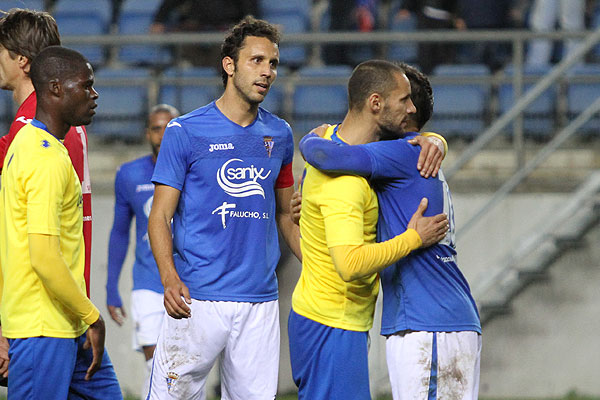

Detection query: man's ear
(48, 79), (61, 97)
(367, 93), (382, 114)
(18, 55), (31, 74)
(222, 56), (235, 80)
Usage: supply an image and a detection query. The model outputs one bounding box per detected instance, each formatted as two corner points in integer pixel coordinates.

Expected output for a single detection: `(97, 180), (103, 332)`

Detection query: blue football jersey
(151, 102), (294, 302)
(107, 155), (163, 307)
(363, 134), (481, 334)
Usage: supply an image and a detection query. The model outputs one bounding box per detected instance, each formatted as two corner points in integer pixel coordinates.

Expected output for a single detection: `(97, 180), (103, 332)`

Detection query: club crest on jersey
(263, 136), (274, 157)
(166, 372), (179, 392)
(41, 139), (51, 148)
(217, 158), (271, 198)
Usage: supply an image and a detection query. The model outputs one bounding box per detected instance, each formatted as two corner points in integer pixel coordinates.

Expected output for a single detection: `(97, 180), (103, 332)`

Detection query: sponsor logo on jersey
(143, 195), (154, 218)
(212, 201), (268, 229)
(136, 183), (154, 192)
(15, 116), (32, 125)
(217, 158), (271, 198)
(41, 139), (51, 148)
(209, 143), (234, 152)
(263, 136), (273, 157)
(166, 372), (179, 392)
(166, 121), (181, 128)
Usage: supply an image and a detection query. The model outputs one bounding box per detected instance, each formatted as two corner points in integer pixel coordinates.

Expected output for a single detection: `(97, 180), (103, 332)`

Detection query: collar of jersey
(30, 119), (63, 143)
(331, 124), (348, 145)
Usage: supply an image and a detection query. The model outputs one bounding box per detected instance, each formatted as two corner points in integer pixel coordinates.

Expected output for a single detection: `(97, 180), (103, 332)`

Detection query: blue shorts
(288, 309), (371, 400)
(8, 332), (122, 400)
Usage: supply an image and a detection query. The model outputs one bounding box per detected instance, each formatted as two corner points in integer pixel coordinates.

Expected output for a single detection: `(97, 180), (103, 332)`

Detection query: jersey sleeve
(152, 120), (189, 190)
(299, 133), (374, 177)
(362, 140), (417, 180)
(25, 153), (70, 235)
(275, 123), (295, 188)
(319, 175), (371, 248)
(106, 167), (133, 307)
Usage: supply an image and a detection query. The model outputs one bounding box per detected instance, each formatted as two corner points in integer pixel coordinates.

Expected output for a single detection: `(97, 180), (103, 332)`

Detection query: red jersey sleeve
(275, 161), (294, 189)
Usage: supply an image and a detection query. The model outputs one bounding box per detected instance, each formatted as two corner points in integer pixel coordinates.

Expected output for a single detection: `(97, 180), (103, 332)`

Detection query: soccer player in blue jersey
(147, 16), (300, 399)
(106, 103), (179, 395)
(299, 63), (482, 399)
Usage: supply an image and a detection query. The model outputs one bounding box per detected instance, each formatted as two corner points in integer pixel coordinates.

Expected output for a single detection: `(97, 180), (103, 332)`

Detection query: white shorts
(148, 299), (279, 400)
(131, 289), (165, 351)
(386, 331), (481, 400)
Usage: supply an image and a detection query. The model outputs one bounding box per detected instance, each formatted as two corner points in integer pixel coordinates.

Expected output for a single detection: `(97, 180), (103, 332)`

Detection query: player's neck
(215, 89), (259, 127)
(34, 108), (69, 140)
(12, 78), (34, 108)
(338, 113), (378, 145)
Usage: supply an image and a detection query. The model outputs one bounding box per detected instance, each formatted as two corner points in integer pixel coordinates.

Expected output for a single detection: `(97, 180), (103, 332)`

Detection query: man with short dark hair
(0, 45), (105, 399)
(147, 16), (299, 399)
(288, 59), (449, 400)
(299, 62), (482, 399)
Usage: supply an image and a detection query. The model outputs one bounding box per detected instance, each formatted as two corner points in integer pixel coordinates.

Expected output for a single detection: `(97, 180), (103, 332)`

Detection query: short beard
(378, 126), (405, 142)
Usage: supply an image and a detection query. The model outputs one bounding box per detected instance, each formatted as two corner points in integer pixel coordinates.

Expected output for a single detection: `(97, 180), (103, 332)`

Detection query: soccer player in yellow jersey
(0, 46), (114, 399)
(288, 60), (449, 400)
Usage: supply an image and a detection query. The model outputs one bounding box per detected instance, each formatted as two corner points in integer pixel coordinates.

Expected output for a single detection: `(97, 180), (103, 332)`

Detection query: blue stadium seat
(90, 68), (150, 141)
(159, 67), (219, 114)
(117, 0), (171, 66)
(427, 64), (491, 139)
(566, 64), (600, 137)
(54, 0), (111, 66)
(259, 0), (311, 18)
(292, 65), (352, 136)
(387, 13), (417, 63)
(0, 0), (44, 10)
(498, 64), (556, 139)
(266, 12), (308, 68)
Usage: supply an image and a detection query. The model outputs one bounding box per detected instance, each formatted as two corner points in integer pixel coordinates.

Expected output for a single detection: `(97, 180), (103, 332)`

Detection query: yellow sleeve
(422, 132), (448, 157)
(329, 229), (422, 282)
(29, 233), (99, 325)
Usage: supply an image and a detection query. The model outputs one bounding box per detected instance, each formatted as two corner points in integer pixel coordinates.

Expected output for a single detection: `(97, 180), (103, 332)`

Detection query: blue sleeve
(283, 121), (294, 165)
(152, 120), (190, 190)
(359, 140), (417, 180)
(106, 167), (133, 307)
(299, 133), (374, 177)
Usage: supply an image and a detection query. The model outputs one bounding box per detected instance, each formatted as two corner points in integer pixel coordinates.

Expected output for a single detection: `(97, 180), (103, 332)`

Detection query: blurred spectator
(397, 0), (465, 74)
(149, 0), (259, 68)
(526, 0), (585, 66)
(324, 0), (378, 66)
(458, 0), (515, 71)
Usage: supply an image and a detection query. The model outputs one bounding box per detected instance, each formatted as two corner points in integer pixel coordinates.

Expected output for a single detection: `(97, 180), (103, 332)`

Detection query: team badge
(263, 136), (274, 157)
(166, 372), (179, 392)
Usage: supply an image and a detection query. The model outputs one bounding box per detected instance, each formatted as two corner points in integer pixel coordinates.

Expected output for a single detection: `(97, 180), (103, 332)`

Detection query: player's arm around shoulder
(148, 183), (191, 319)
(408, 132), (448, 178)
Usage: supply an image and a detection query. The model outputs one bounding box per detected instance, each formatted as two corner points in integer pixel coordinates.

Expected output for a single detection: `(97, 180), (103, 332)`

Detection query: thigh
(288, 310), (371, 400)
(148, 300), (232, 400)
(8, 337), (77, 400)
(436, 331), (481, 400)
(131, 289), (166, 350)
(386, 331), (433, 400)
(220, 300), (279, 400)
(69, 333), (123, 400)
